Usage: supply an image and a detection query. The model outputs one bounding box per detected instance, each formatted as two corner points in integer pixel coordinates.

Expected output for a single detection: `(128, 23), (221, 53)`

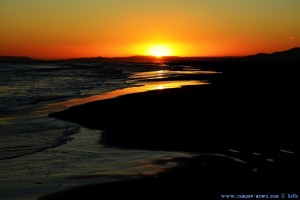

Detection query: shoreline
(39, 150), (298, 200)
(0, 123), (188, 200)
(50, 82), (297, 152)
(44, 61), (299, 199)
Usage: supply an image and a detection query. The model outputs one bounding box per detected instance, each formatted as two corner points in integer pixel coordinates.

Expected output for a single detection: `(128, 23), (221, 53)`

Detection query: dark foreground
(45, 61), (299, 199)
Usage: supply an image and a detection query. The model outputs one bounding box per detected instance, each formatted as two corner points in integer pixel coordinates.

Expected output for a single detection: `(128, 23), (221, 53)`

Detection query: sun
(148, 45), (172, 57)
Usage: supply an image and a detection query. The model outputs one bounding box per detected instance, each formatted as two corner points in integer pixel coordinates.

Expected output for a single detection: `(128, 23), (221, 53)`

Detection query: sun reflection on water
(129, 69), (219, 80)
(157, 85), (165, 90)
(48, 80), (207, 112)
(46, 67), (219, 114)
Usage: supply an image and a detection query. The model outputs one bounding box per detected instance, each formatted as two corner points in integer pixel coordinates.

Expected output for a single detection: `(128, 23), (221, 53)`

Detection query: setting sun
(0, 1), (298, 59)
(148, 45), (172, 57)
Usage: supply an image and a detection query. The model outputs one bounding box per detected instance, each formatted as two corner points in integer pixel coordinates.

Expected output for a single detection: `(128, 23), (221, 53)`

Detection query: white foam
(280, 149), (295, 154)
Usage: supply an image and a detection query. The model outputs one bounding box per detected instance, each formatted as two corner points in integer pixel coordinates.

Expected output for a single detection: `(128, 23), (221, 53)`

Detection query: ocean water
(0, 62), (130, 160)
(0, 61), (214, 199)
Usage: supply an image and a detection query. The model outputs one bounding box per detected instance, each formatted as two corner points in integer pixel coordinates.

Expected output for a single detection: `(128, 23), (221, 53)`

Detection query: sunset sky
(1, 0), (299, 59)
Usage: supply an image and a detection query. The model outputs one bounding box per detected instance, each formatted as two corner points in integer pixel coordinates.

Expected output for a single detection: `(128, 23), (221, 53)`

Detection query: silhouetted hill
(63, 56), (225, 63)
(94, 47), (300, 62)
(0, 56), (36, 63)
(1, 47), (299, 63)
(243, 47), (300, 62)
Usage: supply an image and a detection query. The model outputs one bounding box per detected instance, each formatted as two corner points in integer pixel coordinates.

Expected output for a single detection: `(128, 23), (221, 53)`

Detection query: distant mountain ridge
(0, 56), (36, 63)
(244, 47), (300, 62)
(0, 47), (299, 63)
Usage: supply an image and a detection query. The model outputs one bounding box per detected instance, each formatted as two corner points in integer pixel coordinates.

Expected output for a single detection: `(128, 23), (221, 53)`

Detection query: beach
(1, 0), (299, 198)
(1, 0), (299, 197)
(0, 61), (204, 199)
(44, 60), (298, 199)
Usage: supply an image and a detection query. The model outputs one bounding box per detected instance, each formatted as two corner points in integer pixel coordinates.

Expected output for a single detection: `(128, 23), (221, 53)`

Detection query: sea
(0, 61), (212, 200)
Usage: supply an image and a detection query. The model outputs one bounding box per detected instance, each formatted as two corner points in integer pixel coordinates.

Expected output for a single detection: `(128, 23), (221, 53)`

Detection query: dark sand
(44, 61), (299, 199)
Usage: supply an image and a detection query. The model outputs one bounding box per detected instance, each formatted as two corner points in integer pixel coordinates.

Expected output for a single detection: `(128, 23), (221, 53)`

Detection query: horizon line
(0, 47), (299, 61)
(0, 54), (245, 61)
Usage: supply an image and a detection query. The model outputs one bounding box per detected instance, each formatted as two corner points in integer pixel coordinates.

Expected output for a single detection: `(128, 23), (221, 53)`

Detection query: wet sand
(45, 61), (299, 199)
(0, 124), (187, 200)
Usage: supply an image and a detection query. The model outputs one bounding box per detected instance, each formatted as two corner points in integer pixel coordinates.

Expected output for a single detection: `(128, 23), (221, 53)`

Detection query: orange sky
(0, 0), (299, 59)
